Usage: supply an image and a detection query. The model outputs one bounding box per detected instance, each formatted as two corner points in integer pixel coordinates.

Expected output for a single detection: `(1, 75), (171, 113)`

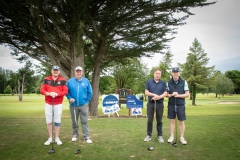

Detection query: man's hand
(69, 98), (75, 103)
(172, 92), (178, 97)
(151, 94), (159, 101)
(49, 92), (58, 98)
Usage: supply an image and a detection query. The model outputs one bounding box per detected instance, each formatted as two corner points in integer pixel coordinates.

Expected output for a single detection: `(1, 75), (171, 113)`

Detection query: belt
(149, 101), (162, 104)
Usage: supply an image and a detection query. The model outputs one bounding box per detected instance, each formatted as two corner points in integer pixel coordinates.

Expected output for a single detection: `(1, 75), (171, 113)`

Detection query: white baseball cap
(75, 66), (83, 71)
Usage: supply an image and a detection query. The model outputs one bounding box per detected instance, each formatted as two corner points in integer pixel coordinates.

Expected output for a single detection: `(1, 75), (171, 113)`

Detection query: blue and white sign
(126, 95), (143, 116)
(131, 107), (142, 115)
(102, 94), (120, 114)
(126, 95), (143, 108)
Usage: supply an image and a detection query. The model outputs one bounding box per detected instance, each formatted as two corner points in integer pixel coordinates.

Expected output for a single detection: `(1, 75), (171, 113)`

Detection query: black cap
(172, 67), (180, 72)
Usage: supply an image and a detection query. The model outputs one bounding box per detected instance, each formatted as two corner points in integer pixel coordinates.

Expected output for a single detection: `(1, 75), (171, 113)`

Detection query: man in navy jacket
(166, 67), (189, 145)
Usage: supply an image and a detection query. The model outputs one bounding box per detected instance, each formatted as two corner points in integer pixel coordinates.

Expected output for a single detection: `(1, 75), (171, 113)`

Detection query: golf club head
(74, 149), (81, 154)
(172, 142), (177, 147)
(48, 148), (55, 153)
(148, 146), (154, 151)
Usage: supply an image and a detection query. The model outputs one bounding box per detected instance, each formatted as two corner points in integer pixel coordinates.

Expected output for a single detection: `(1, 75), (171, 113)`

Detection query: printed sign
(131, 108), (142, 116)
(126, 95), (143, 108)
(126, 95), (143, 115)
(102, 94), (120, 114)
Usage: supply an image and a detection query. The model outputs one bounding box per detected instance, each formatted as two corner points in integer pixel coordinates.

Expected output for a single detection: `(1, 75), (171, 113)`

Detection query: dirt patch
(217, 101), (240, 104)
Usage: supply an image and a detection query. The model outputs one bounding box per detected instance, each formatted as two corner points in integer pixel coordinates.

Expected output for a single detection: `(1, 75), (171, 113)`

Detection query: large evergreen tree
(178, 38), (214, 105)
(156, 50), (173, 82)
(0, 0), (216, 115)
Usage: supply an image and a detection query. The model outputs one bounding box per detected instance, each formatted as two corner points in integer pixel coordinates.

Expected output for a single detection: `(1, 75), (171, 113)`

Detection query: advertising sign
(126, 95), (143, 115)
(102, 94), (120, 115)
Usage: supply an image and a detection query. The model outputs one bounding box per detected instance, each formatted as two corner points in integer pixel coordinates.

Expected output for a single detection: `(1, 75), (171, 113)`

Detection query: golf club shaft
(175, 98), (177, 143)
(74, 106), (80, 150)
(52, 97), (54, 149)
(152, 101), (156, 147)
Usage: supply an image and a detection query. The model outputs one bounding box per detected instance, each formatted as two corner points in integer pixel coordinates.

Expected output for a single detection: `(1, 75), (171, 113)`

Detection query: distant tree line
(0, 60), (50, 101)
(1, 38), (239, 106)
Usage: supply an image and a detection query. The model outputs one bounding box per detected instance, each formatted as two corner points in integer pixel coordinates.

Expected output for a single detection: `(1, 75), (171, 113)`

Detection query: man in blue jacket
(66, 66), (93, 144)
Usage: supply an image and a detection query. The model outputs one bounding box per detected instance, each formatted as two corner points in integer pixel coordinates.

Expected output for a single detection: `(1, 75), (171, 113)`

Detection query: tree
(4, 85), (12, 94)
(0, 67), (12, 94)
(16, 61), (35, 101)
(99, 76), (116, 95)
(208, 70), (221, 97)
(178, 38), (214, 105)
(0, 0), (216, 115)
(112, 58), (144, 90)
(213, 74), (235, 98)
(154, 50), (173, 82)
(8, 72), (18, 95)
(225, 70), (240, 94)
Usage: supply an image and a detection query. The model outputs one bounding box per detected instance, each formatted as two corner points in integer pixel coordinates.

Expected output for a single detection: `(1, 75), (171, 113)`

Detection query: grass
(0, 94), (240, 160)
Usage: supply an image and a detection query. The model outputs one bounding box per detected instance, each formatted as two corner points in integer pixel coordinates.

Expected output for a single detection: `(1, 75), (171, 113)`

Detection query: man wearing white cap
(66, 66), (93, 144)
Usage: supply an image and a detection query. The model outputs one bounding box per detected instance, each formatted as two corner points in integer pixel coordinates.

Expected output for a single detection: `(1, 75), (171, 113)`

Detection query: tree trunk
(43, 42), (69, 79)
(192, 85), (196, 105)
(70, 38), (84, 79)
(190, 92), (192, 100)
(18, 74), (25, 101)
(89, 41), (104, 116)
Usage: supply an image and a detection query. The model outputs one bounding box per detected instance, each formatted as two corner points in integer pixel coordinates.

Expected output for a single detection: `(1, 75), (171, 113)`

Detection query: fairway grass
(0, 94), (239, 160)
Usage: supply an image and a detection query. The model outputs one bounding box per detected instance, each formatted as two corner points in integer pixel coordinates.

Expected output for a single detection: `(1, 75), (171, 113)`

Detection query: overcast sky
(143, 0), (240, 73)
(0, 0), (239, 73)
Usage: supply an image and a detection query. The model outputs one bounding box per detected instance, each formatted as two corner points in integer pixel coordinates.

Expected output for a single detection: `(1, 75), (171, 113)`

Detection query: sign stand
(115, 88), (132, 117)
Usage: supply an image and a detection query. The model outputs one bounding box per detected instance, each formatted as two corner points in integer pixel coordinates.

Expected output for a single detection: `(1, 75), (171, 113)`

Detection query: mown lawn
(0, 94), (239, 160)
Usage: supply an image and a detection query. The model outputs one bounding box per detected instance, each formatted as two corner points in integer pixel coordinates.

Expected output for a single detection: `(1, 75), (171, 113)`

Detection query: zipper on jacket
(77, 81), (79, 106)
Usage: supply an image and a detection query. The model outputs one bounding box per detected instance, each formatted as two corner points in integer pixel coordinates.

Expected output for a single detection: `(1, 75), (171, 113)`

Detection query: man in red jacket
(40, 65), (68, 145)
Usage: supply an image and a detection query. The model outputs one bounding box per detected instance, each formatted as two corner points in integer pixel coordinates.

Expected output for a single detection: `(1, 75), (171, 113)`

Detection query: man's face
(154, 70), (161, 80)
(171, 71), (179, 79)
(51, 69), (60, 77)
(75, 70), (83, 79)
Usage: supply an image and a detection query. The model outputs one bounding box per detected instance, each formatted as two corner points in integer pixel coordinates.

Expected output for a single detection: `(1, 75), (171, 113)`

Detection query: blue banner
(126, 95), (143, 109)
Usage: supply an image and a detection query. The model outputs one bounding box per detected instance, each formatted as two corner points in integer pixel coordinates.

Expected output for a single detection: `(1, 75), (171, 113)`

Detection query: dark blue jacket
(145, 79), (167, 103)
(167, 77), (187, 106)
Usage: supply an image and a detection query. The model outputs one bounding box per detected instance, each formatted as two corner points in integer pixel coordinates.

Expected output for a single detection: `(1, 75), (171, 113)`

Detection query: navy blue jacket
(145, 79), (167, 103)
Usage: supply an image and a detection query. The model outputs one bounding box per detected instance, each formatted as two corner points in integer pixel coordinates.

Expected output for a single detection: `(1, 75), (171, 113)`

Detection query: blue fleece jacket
(66, 77), (92, 106)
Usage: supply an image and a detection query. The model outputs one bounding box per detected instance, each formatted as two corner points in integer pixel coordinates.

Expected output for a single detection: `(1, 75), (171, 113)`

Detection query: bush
(4, 85), (12, 94)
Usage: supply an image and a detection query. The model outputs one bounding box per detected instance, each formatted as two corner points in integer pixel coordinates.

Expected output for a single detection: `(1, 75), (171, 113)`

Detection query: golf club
(172, 98), (177, 147)
(148, 100), (156, 151)
(48, 97), (55, 153)
(73, 106), (81, 154)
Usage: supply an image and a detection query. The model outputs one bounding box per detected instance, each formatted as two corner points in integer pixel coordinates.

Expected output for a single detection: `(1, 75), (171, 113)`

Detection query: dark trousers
(147, 101), (164, 136)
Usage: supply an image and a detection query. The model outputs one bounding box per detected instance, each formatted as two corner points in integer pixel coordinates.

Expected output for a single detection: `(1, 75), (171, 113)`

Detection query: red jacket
(40, 75), (68, 105)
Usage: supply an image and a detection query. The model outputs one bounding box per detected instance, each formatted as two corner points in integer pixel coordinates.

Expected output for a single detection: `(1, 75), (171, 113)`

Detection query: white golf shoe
(44, 137), (53, 145)
(55, 137), (62, 145)
(180, 137), (187, 145)
(168, 136), (174, 143)
(144, 135), (151, 142)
